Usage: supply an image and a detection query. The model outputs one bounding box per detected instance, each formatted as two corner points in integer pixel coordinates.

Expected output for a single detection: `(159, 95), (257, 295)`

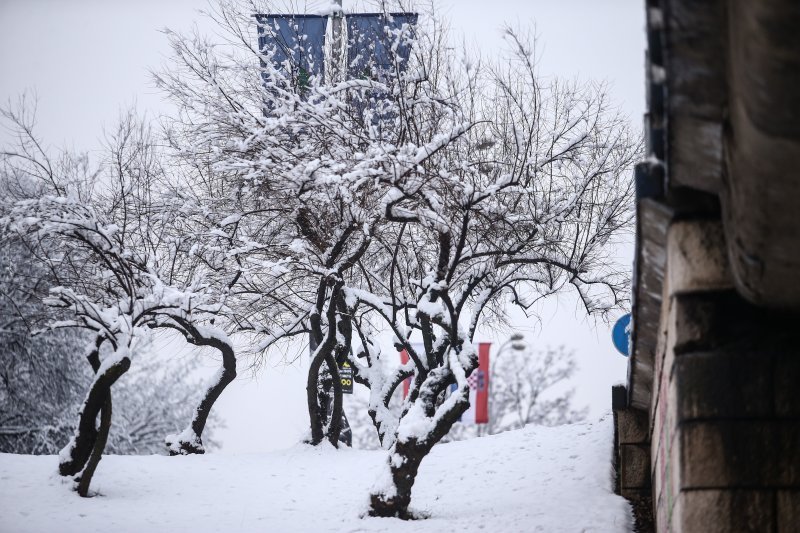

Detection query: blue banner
(346, 13), (418, 79)
(256, 15), (328, 86)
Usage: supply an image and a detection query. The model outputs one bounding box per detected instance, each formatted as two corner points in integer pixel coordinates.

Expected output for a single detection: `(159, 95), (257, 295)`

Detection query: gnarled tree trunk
(369, 437), (431, 519)
(306, 280), (346, 446)
(56, 335), (106, 477)
(76, 393), (112, 497)
(58, 350), (131, 478)
(165, 320), (237, 455)
(369, 365), (472, 518)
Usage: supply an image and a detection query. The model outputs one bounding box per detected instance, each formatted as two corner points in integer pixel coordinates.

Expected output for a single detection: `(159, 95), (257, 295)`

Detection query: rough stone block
(612, 384), (628, 410)
(679, 420), (800, 489)
(654, 485), (670, 533)
(673, 348), (772, 420)
(618, 408), (650, 444)
(671, 291), (800, 356)
(650, 294), (674, 438)
(667, 219), (732, 296)
(777, 491), (800, 533)
(621, 487), (653, 502)
(621, 443), (652, 490)
(674, 489), (774, 533)
(652, 403), (681, 526)
(652, 434), (666, 507)
(653, 438), (677, 532)
(671, 292), (725, 353)
(651, 356), (678, 475)
(775, 352), (800, 418)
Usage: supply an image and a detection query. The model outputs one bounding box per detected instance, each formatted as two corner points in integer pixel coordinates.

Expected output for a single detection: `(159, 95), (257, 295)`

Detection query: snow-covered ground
(0, 415), (631, 533)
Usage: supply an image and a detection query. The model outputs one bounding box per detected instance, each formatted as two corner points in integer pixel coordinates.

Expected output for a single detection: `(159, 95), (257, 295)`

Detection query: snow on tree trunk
(369, 347), (475, 517)
(306, 280), (345, 446)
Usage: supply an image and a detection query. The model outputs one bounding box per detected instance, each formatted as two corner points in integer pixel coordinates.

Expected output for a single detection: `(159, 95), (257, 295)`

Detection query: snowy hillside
(0, 415), (631, 533)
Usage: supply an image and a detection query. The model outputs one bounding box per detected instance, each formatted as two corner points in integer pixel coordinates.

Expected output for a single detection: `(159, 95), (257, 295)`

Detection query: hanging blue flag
(346, 13), (418, 80)
(256, 14), (328, 89)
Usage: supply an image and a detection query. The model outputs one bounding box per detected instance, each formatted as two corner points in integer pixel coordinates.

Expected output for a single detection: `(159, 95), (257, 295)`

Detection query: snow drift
(0, 414), (631, 532)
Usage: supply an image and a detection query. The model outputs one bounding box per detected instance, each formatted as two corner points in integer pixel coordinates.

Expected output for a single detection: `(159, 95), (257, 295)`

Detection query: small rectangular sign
(339, 362), (353, 394)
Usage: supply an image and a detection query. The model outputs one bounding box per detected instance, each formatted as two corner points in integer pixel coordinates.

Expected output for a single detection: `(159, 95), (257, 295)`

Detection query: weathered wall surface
(616, 218), (800, 532)
(616, 0), (800, 530)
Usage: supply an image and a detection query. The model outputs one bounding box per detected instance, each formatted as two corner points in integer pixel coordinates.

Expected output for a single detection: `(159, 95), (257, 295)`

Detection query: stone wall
(616, 217), (800, 532)
(613, 386), (653, 532)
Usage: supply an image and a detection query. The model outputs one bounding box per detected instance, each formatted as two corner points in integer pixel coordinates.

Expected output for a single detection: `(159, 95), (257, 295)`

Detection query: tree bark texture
(306, 281), (343, 445)
(76, 393), (112, 497)
(166, 320), (237, 455)
(58, 353), (130, 477)
(369, 369), (471, 518)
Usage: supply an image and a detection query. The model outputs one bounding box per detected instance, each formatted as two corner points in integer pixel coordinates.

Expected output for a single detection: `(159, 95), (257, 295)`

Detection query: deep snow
(0, 414), (631, 532)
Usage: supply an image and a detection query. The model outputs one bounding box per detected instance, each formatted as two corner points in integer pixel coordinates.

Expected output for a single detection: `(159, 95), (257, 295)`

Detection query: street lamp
(496, 332), (527, 360)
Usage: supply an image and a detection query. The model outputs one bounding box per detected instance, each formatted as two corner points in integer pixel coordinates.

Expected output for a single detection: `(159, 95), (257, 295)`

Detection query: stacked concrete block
(646, 219), (800, 532)
(613, 386), (654, 531)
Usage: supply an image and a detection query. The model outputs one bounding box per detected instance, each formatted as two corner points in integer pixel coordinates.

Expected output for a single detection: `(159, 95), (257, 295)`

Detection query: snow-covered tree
(346, 339), (586, 448)
(0, 236), (222, 456)
(339, 28), (638, 517)
(155, 1), (637, 517)
(153, 0), (433, 448)
(0, 104), (237, 495)
(444, 338), (586, 442)
(0, 236), (90, 454)
(489, 343), (586, 431)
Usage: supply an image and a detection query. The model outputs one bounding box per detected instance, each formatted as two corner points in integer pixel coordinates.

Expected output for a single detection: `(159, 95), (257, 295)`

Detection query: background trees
(0, 118), (223, 457)
(345, 336), (586, 449)
(0, 103), (235, 495)
(490, 344), (586, 431)
(0, 237), (90, 455)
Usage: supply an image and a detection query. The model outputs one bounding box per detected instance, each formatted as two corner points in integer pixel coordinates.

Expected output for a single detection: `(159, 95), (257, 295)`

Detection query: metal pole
(330, 1), (347, 442)
(317, 0), (343, 434)
(331, 0), (343, 83)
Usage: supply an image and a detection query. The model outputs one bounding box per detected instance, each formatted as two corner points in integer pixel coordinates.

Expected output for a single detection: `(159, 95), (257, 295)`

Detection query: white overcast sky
(0, 0), (646, 452)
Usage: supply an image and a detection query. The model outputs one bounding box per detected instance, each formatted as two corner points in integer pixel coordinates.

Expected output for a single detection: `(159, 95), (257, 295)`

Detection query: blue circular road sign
(612, 313), (632, 356)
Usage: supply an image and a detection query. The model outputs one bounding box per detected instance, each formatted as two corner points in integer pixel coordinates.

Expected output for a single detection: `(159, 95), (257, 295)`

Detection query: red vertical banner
(475, 342), (491, 424)
(400, 349), (410, 398)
